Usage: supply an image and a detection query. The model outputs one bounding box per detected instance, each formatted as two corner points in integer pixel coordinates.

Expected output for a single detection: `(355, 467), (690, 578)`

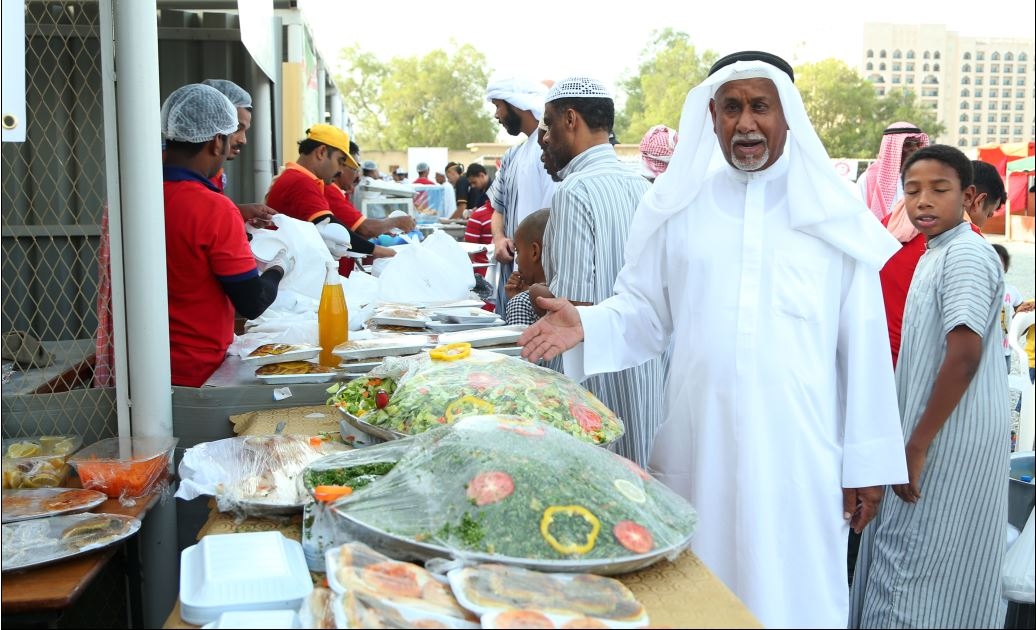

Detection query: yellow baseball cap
(305, 123), (359, 170)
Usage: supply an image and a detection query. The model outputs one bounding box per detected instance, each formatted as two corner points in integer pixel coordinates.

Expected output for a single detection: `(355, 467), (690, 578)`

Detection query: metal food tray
(338, 409), (406, 443)
(2, 513), (141, 572)
(333, 336), (430, 360)
(329, 508), (693, 576)
(425, 320), (503, 333)
(434, 325), (526, 348)
(241, 346), (321, 367)
(430, 307), (500, 324)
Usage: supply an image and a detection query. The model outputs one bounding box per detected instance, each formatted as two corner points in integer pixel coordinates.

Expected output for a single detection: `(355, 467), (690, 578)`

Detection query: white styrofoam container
(179, 531), (313, 625)
(200, 609), (301, 629)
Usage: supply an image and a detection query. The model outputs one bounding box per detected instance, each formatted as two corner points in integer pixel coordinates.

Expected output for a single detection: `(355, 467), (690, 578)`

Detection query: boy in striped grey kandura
(850, 145), (1011, 628)
(534, 77), (666, 468)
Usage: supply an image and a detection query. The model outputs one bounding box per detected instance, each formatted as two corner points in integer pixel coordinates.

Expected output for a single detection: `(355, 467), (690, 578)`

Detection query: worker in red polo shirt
(161, 84), (288, 387)
(265, 124), (395, 263)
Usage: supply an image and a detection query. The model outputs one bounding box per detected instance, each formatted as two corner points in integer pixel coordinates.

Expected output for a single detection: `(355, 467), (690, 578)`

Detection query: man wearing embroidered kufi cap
(529, 76), (666, 471)
(519, 53), (908, 627)
(484, 77), (556, 311)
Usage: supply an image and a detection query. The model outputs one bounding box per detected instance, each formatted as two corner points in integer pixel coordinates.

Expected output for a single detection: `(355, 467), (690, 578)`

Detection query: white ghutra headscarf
(626, 59), (899, 269)
(485, 78), (549, 121)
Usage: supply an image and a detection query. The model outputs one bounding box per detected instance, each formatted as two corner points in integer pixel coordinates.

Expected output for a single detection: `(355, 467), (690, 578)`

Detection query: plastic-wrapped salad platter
(317, 415), (696, 575)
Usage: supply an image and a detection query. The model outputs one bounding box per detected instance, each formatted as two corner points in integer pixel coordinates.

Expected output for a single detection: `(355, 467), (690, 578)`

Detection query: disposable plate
(255, 371), (338, 385)
(2, 488), (107, 523)
(179, 531), (313, 625)
(1, 513), (141, 572)
(425, 320), (503, 333)
(241, 344), (321, 367)
(434, 325), (526, 348)
(430, 307), (500, 324)
(333, 335), (430, 361)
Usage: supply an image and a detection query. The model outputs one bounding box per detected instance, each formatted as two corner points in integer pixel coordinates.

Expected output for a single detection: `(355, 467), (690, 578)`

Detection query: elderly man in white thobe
(485, 77), (556, 311)
(519, 51), (909, 628)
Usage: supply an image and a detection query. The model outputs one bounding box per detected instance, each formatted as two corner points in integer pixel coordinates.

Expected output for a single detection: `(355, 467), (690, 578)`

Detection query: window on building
(1003, 77), (1012, 86)
(963, 52), (972, 60)
(1016, 114), (1025, 123)
(929, 102), (937, 109)
(975, 77), (983, 85)
(1016, 127), (1023, 136)
(1002, 102), (1011, 110)
(991, 63), (999, 72)
(991, 76), (999, 85)
(1005, 65), (1012, 73)
(1016, 90), (1025, 99)
(924, 50), (931, 59)
(934, 51), (941, 60)
(923, 75), (938, 84)
(976, 51), (985, 60)
(923, 63), (930, 72)
(989, 89), (997, 98)
(989, 101), (997, 109)
(961, 88), (971, 97)
(1018, 76), (1026, 86)
(905, 75), (914, 84)
(866, 49), (874, 58)
(973, 114), (981, 122)
(987, 126), (995, 134)
(962, 63), (971, 72)
(971, 138), (980, 146)
(876, 88), (885, 96)
(892, 62), (901, 71)
(866, 62), (873, 71)
(922, 88), (939, 97)
(975, 88), (983, 97)
(976, 63), (984, 72)
(962, 76), (970, 85)
(879, 49), (887, 58)
(959, 125), (968, 134)
(1019, 52), (1028, 61)
(893, 49), (902, 59)
(1001, 114), (1010, 123)
(974, 101), (981, 109)
(988, 114), (996, 122)
(879, 62), (886, 71)
(892, 75), (901, 84)
(992, 51), (1001, 61)
(906, 62), (914, 71)
(1001, 126), (1009, 135)
(958, 138), (968, 147)
(1017, 102), (1026, 110)
(933, 63), (940, 72)
(973, 124), (981, 133)
(1005, 52), (1014, 61)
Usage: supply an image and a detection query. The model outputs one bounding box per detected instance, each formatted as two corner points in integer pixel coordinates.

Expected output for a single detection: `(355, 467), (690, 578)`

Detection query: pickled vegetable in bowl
(70, 437), (178, 499)
(1, 435), (82, 489)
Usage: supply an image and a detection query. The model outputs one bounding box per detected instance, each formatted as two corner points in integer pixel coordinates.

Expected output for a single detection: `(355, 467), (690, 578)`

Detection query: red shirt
(324, 184), (366, 277)
(880, 219), (984, 367)
(464, 202), (494, 276)
(413, 177), (436, 185)
(164, 167), (257, 387)
(264, 163), (334, 223)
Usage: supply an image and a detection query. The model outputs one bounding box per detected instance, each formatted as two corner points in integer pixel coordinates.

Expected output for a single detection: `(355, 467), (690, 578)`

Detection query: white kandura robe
(563, 157), (908, 628)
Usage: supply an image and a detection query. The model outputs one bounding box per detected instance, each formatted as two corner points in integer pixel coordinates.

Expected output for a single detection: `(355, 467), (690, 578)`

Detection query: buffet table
(161, 405), (761, 628)
(161, 506), (761, 629)
(2, 484), (166, 628)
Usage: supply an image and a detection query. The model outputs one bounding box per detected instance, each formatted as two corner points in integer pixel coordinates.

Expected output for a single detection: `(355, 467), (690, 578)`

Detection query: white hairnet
(201, 78), (252, 109)
(161, 83), (239, 144)
(626, 59), (898, 269)
(486, 77), (549, 121)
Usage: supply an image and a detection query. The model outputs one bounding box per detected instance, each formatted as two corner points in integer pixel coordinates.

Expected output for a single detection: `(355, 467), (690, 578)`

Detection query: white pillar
(329, 89), (342, 129)
(111, 0), (172, 436)
(250, 61), (274, 200)
(317, 67), (326, 123)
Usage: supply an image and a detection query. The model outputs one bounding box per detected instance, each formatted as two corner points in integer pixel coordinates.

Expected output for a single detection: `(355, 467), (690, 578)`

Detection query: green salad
(327, 376), (398, 418)
(335, 416), (697, 562)
(363, 352), (624, 445)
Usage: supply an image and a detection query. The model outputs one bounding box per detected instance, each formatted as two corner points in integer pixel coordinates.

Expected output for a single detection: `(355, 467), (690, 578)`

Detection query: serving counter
(162, 405), (761, 629)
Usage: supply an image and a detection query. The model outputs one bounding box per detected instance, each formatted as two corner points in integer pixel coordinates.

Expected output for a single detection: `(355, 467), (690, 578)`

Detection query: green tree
(615, 29), (718, 144)
(796, 59), (944, 158)
(334, 42), (497, 151)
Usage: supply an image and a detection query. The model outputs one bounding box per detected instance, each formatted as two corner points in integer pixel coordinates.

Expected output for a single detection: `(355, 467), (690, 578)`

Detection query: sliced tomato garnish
(466, 471), (515, 506)
(569, 403), (603, 433)
(466, 372), (498, 391)
(613, 520), (654, 554)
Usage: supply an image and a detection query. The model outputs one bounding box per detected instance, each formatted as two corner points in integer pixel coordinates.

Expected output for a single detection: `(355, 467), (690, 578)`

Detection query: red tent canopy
(977, 141), (1035, 176)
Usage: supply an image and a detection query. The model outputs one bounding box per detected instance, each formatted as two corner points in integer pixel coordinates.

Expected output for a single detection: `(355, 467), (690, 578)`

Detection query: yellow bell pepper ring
(445, 395), (495, 422)
(429, 342), (472, 361)
(539, 505), (601, 555)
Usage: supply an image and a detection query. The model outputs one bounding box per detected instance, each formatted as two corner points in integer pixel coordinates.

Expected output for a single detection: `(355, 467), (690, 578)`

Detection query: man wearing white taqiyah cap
(200, 79), (278, 229)
(162, 83), (287, 387)
(484, 77), (556, 312)
(527, 75), (666, 471)
(519, 54), (908, 628)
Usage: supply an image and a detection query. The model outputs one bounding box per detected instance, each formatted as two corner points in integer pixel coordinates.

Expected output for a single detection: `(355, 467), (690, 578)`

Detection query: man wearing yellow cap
(266, 123), (395, 260)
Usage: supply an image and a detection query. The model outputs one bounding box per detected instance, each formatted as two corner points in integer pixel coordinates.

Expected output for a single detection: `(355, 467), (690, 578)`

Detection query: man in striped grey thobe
(536, 77), (666, 468)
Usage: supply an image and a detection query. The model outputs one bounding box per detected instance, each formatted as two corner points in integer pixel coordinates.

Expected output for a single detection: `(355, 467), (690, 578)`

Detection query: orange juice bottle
(318, 261), (348, 367)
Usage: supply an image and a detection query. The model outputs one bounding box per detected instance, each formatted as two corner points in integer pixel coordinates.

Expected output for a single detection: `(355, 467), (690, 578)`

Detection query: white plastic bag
(1003, 507), (1035, 603)
(248, 214), (332, 301)
(376, 231), (474, 305)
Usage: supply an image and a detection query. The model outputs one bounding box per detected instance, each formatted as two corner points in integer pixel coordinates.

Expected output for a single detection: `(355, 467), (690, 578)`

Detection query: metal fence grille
(2, 1), (116, 443)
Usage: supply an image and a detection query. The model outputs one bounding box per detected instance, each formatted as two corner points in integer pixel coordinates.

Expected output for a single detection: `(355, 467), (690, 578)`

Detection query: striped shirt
(489, 129), (556, 311)
(850, 221), (1010, 628)
(543, 143), (666, 467)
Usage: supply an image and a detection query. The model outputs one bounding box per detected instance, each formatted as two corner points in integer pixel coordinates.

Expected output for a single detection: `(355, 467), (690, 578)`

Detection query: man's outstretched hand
(518, 296), (585, 362)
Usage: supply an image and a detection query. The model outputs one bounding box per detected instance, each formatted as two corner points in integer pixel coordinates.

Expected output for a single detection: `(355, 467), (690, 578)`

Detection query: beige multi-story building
(860, 23), (1035, 148)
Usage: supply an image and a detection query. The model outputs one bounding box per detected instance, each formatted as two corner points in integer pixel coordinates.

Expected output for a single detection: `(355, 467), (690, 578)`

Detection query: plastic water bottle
(317, 261), (348, 367)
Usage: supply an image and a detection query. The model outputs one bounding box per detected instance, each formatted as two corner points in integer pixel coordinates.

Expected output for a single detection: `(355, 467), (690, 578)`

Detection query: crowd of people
(158, 49), (1032, 628)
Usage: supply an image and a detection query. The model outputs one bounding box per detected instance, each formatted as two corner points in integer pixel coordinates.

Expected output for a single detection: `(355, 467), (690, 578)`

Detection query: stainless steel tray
(2, 513), (141, 572)
(338, 409), (406, 443)
(329, 508), (693, 576)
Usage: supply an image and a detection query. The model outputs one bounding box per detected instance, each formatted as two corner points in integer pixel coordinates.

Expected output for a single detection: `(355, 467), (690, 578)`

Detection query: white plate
(201, 609), (301, 629)
(180, 531), (313, 625)
(255, 371), (337, 385)
(336, 359), (385, 374)
(480, 345), (523, 357)
(425, 320), (504, 333)
(430, 307), (501, 324)
(333, 335), (430, 360)
(241, 345), (321, 367)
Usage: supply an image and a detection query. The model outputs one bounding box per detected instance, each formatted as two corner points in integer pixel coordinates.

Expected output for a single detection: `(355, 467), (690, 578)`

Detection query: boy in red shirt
(464, 200), (494, 276)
